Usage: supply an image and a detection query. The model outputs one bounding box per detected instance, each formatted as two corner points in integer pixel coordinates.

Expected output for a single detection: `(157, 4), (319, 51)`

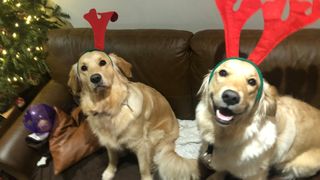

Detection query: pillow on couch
(49, 107), (101, 175)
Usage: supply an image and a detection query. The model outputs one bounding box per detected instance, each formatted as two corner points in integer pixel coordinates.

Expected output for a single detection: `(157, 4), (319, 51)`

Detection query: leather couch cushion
(32, 149), (141, 180)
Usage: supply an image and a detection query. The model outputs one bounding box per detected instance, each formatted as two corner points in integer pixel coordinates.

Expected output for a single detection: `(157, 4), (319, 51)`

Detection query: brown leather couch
(0, 28), (320, 180)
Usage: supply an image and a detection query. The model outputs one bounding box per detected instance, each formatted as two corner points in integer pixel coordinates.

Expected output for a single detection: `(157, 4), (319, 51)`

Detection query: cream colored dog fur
(196, 60), (320, 180)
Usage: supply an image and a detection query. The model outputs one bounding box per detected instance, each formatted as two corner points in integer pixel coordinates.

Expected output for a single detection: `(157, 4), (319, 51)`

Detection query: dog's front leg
(136, 146), (153, 180)
(102, 147), (119, 180)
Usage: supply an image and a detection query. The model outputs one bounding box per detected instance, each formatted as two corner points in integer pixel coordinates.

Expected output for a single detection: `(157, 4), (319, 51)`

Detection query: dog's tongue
(216, 109), (233, 121)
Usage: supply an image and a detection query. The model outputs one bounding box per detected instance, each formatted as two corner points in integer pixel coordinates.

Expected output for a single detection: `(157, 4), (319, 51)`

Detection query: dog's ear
(68, 63), (81, 95)
(257, 80), (278, 117)
(198, 72), (211, 97)
(109, 53), (132, 78)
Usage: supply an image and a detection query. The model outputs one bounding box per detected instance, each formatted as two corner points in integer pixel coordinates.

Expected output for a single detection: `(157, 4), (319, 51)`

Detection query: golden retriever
(196, 59), (320, 180)
(68, 50), (199, 180)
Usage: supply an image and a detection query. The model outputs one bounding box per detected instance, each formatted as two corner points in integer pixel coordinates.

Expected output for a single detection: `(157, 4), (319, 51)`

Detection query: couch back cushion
(190, 29), (320, 114)
(46, 29), (194, 119)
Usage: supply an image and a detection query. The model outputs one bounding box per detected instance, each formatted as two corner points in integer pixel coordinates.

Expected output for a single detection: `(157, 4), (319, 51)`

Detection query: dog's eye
(219, 69), (228, 77)
(81, 65), (88, 71)
(99, 60), (107, 66)
(248, 78), (257, 86)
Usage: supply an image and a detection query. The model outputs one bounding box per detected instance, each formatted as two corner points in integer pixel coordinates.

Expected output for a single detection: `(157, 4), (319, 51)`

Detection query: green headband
(208, 57), (264, 102)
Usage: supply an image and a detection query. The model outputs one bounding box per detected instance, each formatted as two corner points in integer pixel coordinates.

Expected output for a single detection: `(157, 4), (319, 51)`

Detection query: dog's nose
(222, 90), (240, 105)
(90, 74), (102, 84)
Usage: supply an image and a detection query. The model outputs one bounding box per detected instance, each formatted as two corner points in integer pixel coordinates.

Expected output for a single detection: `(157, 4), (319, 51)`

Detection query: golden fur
(68, 51), (199, 180)
(196, 60), (320, 180)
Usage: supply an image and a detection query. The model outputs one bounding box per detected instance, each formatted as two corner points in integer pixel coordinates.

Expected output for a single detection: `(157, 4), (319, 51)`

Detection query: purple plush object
(23, 104), (56, 134)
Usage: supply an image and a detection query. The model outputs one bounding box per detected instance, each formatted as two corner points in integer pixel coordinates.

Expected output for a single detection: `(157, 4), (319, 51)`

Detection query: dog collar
(208, 57), (264, 103)
(200, 143), (215, 169)
(205, 144), (214, 155)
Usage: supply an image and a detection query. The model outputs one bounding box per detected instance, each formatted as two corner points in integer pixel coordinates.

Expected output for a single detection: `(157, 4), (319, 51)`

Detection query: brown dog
(196, 59), (320, 180)
(68, 51), (199, 180)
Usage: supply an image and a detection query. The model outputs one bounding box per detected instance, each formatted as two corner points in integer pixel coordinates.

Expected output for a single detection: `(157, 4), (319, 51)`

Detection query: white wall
(53, 0), (320, 32)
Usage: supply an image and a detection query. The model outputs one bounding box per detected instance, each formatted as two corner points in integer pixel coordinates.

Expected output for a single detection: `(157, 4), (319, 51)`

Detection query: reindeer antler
(249, 0), (320, 65)
(84, 9), (118, 50)
(215, 0), (261, 58)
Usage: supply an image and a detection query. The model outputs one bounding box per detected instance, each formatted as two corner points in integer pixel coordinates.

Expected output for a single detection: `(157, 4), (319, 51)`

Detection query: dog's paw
(281, 163), (315, 179)
(102, 169), (116, 180)
(140, 175), (153, 180)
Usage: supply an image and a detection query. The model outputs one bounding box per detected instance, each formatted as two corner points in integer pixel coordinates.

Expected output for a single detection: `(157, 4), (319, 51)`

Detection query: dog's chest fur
(211, 122), (276, 178)
(208, 116), (277, 178)
(84, 86), (145, 150)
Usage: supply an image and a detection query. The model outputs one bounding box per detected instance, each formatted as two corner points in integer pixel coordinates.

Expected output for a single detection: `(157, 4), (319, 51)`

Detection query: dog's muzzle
(215, 107), (235, 125)
(222, 90), (240, 105)
(90, 73), (102, 84)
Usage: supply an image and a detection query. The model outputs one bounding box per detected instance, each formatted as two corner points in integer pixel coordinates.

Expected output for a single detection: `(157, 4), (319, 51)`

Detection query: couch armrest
(0, 80), (74, 180)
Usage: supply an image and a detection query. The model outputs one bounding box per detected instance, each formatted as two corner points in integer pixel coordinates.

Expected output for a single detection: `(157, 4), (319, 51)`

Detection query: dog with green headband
(196, 0), (320, 179)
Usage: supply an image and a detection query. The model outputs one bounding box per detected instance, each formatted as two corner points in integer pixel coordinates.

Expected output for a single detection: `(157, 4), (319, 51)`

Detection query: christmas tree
(0, 0), (69, 112)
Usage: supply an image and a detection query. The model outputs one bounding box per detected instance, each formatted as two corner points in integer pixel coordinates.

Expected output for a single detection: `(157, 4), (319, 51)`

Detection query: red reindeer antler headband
(216, 0), (320, 65)
(209, 0), (320, 102)
(249, 0), (320, 64)
(83, 9), (118, 51)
